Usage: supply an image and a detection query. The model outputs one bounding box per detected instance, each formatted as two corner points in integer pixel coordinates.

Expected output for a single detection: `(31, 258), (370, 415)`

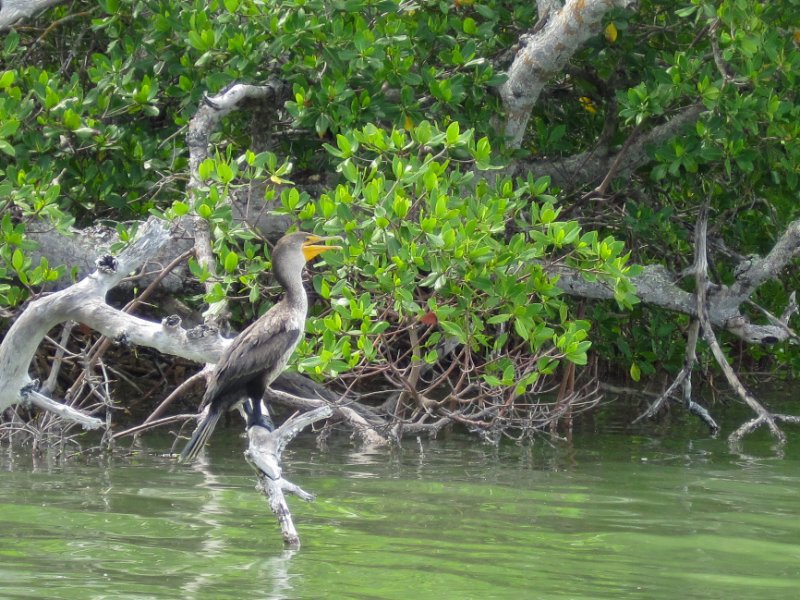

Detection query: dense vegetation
(1, 0), (799, 442)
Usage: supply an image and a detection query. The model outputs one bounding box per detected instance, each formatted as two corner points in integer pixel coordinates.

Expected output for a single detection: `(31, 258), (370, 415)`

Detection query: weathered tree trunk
(500, 0), (637, 149)
(0, 218), (225, 422)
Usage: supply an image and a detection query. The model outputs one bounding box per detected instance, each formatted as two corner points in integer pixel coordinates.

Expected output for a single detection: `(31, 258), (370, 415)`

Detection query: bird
(179, 231), (341, 462)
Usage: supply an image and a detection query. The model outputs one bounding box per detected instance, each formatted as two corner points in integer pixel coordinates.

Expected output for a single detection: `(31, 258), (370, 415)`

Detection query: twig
(42, 321), (75, 395)
(28, 9), (94, 49)
(112, 413), (196, 439)
(139, 368), (209, 427)
(591, 123), (642, 197)
(744, 298), (800, 343)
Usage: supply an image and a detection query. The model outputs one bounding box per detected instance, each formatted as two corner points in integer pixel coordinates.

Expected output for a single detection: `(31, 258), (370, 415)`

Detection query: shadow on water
(1, 394), (799, 599)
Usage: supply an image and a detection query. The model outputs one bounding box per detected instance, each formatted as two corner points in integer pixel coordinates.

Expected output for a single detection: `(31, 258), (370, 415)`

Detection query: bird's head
(272, 232), (342, 285)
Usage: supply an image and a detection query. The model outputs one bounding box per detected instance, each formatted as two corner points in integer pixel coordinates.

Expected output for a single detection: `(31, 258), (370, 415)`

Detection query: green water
(1, 410), (799, 599)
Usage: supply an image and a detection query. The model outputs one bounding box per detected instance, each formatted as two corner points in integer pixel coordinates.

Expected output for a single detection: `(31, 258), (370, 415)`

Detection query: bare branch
(23, 388), (103, 430)
(186, 81), (289, 328)
(694, 204), (785, 443)
(112, 413), (196, 440)
(245, 405), (334, 547)
(263, 386), (388, 446)
(551, 219), (800, 347)
(726, 219), (800, 301)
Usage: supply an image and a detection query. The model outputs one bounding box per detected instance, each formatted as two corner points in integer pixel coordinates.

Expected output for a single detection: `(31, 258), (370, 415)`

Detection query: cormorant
(179, 231), (341, 462)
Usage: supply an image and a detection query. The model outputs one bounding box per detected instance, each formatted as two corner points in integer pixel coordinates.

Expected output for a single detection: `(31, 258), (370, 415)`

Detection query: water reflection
(1, 421), (799, 599)
(180, 455), (230, 597)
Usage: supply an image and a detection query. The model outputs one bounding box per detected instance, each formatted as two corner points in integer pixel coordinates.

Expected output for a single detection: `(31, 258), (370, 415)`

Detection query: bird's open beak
(302, 235), (343, 261)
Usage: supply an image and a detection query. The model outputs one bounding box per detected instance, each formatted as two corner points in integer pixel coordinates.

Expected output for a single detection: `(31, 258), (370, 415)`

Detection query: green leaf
(439, 320), (466, 343)
(224, 251), (239, 273)
(172, 201), (189, 216)
(340, 159), (358, 183)
(216, 162), (235, 184)
(446, 121), (460, 145)
(0, 140), (15, 157)
(11, 249), (24, 272)
(0, 70), (15, 89)
(198, 159), (215, 180)
(0, 119), (19, 138)
(336, 134), (352, 156)
(392, 195), (410, 218)
(414, 121), (432, 145)
(487, 313), (511, 324)
(513, 317), (529, 340)
(197, 204), (212, 219)
(3, 31), (19, 54)
(483, 374), (503, 387)
(62, 109), (81, 130)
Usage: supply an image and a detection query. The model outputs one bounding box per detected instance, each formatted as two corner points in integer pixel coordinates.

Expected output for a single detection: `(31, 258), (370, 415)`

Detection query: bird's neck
(277, 268), (308, 311)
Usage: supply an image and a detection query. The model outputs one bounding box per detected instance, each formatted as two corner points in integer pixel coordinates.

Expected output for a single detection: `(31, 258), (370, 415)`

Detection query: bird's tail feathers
(179, 408), (222, 463)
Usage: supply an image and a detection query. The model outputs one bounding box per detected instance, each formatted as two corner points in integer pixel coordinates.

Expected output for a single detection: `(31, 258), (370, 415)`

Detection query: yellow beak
(302, 235), (343, 261)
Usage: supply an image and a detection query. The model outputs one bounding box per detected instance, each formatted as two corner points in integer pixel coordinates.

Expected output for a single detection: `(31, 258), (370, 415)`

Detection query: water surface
(1, 405), (799, 599)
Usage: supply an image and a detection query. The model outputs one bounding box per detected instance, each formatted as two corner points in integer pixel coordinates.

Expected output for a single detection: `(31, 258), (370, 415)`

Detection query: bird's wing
(203, 323), (301, 404)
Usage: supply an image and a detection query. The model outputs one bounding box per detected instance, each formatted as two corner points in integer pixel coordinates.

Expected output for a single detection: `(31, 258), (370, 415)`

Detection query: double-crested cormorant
(180, 232), (341, 462)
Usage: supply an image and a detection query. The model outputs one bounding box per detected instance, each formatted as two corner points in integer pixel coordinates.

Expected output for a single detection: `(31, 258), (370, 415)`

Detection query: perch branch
(263, 386), (388, 446)
(245, 405), (334, 547)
